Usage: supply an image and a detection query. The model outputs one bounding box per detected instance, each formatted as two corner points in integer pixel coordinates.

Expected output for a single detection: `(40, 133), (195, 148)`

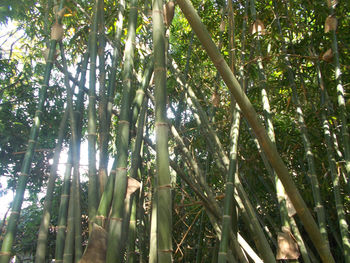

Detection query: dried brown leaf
(126, 177), (141, 197)
(286, 194), (296, 217)
(163, 1), (175, 28)
(250, 19), (265, 35)
(79, 224), (107, 263)
(51, 22), (64, 41)
(325, 16), (337, 33)
(322, 48), (333, 62)
(276, 227), (300, 260)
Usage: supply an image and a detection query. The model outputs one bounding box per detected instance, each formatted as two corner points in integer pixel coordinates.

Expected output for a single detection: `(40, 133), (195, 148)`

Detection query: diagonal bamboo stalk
(176, 0), (335, 261)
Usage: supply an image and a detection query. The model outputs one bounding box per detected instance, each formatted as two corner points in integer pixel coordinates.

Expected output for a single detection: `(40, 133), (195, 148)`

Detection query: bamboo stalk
(106, 0), (139, 260)
(152, 0), (173, 261)
(60, 42), (83, 262)
(87, 0), (100, 224)
(55, 149), (72, 262)
(97, 0), (108, 196)
(327, 3), (350, 177)
(35, 108), (68, 263)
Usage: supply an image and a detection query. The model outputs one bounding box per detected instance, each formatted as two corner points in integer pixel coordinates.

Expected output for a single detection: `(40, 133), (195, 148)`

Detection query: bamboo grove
(0, 0), (349, 262)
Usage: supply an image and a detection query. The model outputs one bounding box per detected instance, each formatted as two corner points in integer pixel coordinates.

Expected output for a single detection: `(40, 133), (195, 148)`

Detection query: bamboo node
(158, 184), (172, 189)
(223, 215), (231, 219)
(20, 173), (29, 177)
(110, 217), (123, 222)
(155, 122), (169, 127)
(28, 139), (36, 143)
(61, 194), (69, 197)
(95, 215), (106, 220)
(213, 58), (225, 68)
(123, 78), (132, 83)
(226, 181), (233, 186)
(154, 66), (166, 72)
(159, 249), (173, 253)
(56, 225), (66, 229)
(0, 252), (11, 256)
(11, 211), (20, 215)
(87, 133), (98, 136)
(118, 120), (130, 125)
(116, 167), (127, 171)
(136, 90), (145, 94)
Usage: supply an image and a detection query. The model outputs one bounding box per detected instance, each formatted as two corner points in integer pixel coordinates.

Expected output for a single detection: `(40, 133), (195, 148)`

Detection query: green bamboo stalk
(145, 137), (248, 262)
(95, 61), (153, 229)
(132, 60), (154, 127)
(152, 0), (172, 261)
(172, 63), (275, 261)
(97, 0), (108, 196)
(218, 105), (241, 263)
(127, 196), (138, 263)
(219, 1), (246, 260)
(60, 42), (83, 262)
(195, 211), (204, 263)
(317, 61), (350, 262)
(137, 186), (147, 263)
(327, 3), (350, 176)
(250, 0), (292, 232)
(170, 58), (272, 260)
(236, 176), (276, 262)
(35, 108), (68, 263)
(55, 53), (88, 262)
(126, 98), (149, 262)
(149, 188), (158, 263)
(276, 5), (329, 248)
(55, 149), (72, 262)
(87, 0), (100, 224)
(176, 0), (335, 261)
(0, 2), (65, 261)
(63, 175), (75, 263)
(165, 125), (247, 262)
(169, 59), (228, 172)
(44, 0), (52, 47)
(106, 0), (139, 260)
(106, 0), (125, 128)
